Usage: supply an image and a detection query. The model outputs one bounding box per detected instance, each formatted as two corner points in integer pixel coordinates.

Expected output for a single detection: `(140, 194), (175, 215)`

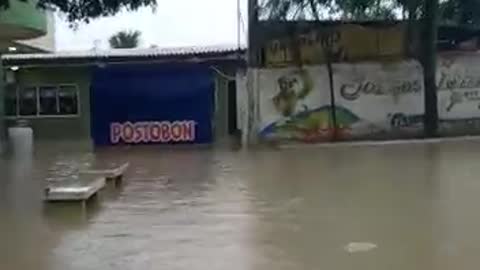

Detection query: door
(227, 80), (238, 134)
(90, 64), (214, 146)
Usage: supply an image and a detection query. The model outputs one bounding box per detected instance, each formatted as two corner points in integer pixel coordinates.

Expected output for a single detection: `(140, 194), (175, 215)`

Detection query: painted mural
(258, 60), (425, 143)
(333, 60), (425, 139)
(258, 66), (371, 142)
(258, 66), (334, 143)
(437, 54), (480, 133)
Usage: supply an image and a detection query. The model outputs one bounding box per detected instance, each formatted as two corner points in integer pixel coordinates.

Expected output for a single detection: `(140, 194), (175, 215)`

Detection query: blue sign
(91, 64), (214, 145)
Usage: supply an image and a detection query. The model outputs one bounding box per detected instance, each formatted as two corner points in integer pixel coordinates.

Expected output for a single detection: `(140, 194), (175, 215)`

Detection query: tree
(259, 0), (480, 26)
(440, 0), (480, 26)
(0, 0), (156, 23)
(109, 30), (141, 49)
(258, 0), (399, 21)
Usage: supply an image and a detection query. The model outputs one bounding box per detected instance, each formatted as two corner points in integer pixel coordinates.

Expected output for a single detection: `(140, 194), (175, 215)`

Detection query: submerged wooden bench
(79, 162), (129, 187)
(44, 177), (106, 208)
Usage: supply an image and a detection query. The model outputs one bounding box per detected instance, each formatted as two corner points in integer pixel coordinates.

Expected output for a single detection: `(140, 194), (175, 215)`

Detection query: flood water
(2, 139), (480, 270)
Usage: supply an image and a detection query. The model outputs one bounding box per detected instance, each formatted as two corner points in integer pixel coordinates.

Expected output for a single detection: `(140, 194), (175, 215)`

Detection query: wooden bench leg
(81, 200), (87, 219)
(114, 175), (123, 188)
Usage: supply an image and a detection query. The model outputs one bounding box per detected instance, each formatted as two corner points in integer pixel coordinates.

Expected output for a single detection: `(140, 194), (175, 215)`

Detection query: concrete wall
(437, 53), (480, 136)
(236, 70), (248, 145)
(253, 60), (424, 143)
(243, 53), (480, 144)
(5, 67), (92, 141)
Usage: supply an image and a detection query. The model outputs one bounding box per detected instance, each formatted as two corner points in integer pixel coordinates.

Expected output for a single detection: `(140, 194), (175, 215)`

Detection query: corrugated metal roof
(2, 44), (246, 61)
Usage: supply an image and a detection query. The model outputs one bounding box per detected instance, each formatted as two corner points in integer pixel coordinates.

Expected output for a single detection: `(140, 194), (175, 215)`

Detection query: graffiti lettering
(340, 80), (421, 101)
(270, 31), (341, 53)
(122, 122), (134, 143)
(389, 113), (424, 128)
(266, 30), (345, 65)
(438, 72), (480, 90)
(445, 89), (480, 112)
(110, 121), (196, 144)
(110, 123), (122, 144)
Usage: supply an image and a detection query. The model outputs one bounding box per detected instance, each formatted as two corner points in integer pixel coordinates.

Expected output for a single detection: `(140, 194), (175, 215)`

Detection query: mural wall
(258, 66), (334, 143)
(247, 41), (480, 144)
(437, 53), (480, 134)
(257, 60), (425, 143)
(333, 61), (425, 139)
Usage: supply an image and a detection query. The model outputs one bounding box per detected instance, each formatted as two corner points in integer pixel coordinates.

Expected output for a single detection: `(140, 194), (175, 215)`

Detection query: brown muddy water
(2, 139), (480, 270)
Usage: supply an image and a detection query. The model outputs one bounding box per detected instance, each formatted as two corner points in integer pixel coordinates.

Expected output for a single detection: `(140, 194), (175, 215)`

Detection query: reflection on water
(2, 140), (480, 269)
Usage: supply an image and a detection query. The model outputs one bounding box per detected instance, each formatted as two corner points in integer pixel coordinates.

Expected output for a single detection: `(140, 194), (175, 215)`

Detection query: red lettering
(133, 123), (144, 143)
(134, 122), (150, 143)
(122, 122), (134, 143)
(184, 121), (195, 141)
(150, 122), (161, 142)
(171, 122), (182, 142)
(160, 122), (171, 142)
(110, 123), (122, 144)
(142, 123), (150, 142)
(110, 120), (197, 144)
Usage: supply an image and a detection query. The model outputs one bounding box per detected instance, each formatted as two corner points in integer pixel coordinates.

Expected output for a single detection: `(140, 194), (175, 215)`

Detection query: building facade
(0, 0), (51, 151)
(2, 46), (245, 146)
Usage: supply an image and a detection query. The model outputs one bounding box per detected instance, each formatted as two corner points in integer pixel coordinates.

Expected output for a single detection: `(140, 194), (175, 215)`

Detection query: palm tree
(108, 30), (141, 49)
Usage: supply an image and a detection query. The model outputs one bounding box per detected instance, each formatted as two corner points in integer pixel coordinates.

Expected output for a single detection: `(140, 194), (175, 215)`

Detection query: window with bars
(4, 84), (80, 117)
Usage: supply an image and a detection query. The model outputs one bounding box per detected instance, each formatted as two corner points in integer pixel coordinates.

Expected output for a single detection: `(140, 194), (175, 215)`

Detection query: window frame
(4, 84), (81, 119)
(38, 85), (59, 116)
(18, 86), (39, 117)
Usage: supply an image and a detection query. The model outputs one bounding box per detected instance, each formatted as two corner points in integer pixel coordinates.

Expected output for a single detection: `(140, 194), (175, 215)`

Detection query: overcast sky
(54, 0), (247, 50)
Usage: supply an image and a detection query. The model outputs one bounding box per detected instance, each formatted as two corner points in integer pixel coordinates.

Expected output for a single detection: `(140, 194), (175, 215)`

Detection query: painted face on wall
(273, 75), (299, 117)
(272, 70), (313, 117)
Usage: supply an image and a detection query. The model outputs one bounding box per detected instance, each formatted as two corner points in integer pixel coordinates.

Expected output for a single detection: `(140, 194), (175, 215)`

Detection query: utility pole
(422, 0), (439, 137)
(248, 0), (258, 67)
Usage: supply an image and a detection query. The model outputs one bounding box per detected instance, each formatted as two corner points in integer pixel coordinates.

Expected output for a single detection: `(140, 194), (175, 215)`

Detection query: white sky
(54, 0), (248, 51)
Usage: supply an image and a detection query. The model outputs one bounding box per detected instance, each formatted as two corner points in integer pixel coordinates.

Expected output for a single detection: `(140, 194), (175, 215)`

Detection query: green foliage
(0, 0), (156, 23)
(109, 30), (141, 49)
(440, 0), (480, 26)
(259, 0), (409, 20)
(259, 0), (480, 26)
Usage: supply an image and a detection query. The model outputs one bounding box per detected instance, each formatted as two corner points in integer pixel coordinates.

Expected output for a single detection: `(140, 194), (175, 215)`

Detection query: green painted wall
(5, 67), (92, 141)
(0, 0), (47, 40)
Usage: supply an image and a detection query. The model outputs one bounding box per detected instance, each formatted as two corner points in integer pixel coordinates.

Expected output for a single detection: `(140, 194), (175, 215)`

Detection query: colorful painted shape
(260, 106), (377, 143)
